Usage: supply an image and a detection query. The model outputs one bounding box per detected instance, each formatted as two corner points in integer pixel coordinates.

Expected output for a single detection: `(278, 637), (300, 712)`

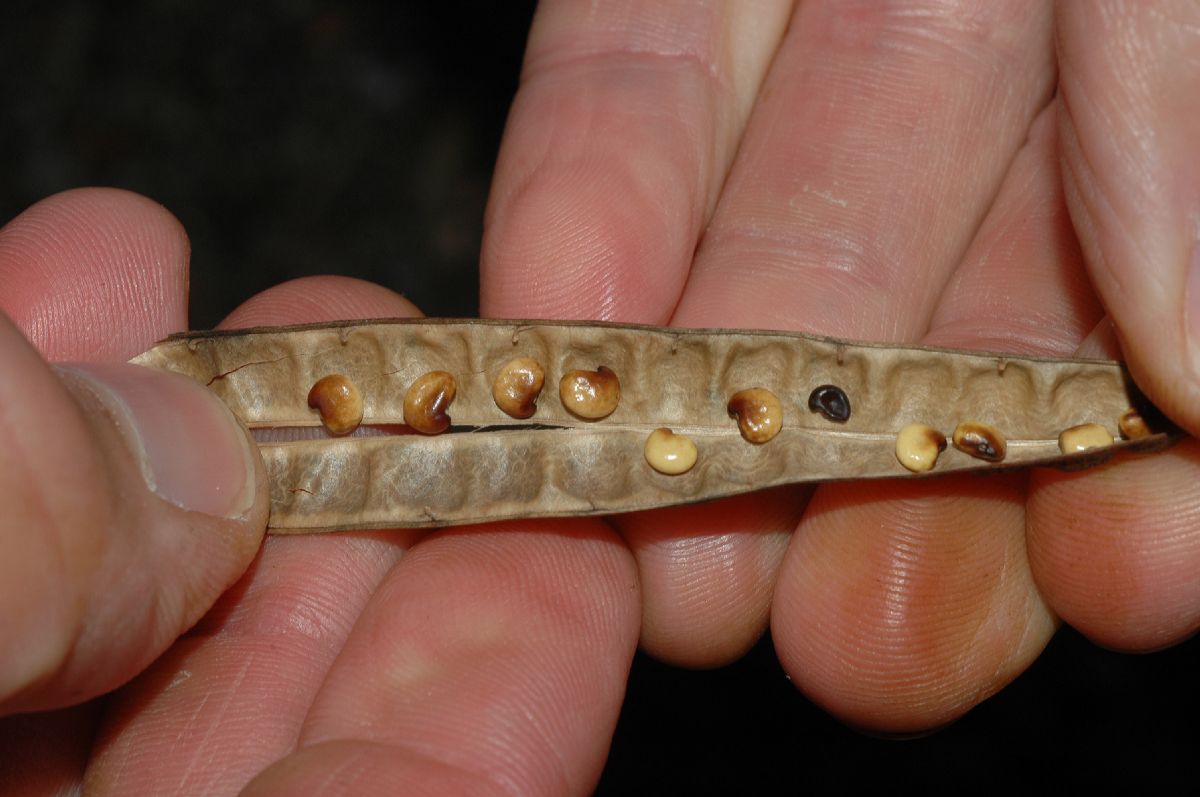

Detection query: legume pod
(131, 319), (1179, 533)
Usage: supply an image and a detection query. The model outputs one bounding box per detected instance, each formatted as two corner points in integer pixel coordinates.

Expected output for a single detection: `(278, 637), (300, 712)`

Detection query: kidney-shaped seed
(1117, 408), (1151, 440)
(492, 357), (545, 419)
(1058, 422), (1114, 453)
(644, 428), (697, 475)
(404, 371), (457, 435)
(808, 384), (851, 423)
(952, 421), (1006, 462)
(727, 388), (783, 443)
(559, 365), (620, 419)
(307, 374), (363, 436)
(895, 423), (946, 473)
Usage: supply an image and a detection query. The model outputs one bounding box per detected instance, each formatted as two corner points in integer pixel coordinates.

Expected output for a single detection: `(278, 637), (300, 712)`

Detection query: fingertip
(219, 275), (423, 329)
(0, 187), (190, 360)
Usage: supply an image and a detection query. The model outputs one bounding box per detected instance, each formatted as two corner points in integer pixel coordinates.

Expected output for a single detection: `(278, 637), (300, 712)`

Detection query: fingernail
(55, 363), (257, 519)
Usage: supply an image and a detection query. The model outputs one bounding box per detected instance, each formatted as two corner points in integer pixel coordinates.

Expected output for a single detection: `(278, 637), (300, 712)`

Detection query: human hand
(481, 0), (1200, 737)
(0, 188), (639, 795)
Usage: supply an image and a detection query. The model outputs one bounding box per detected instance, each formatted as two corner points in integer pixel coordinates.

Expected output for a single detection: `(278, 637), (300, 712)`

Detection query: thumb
(1056, 1), (1200, 435)
(0, 314), (267, 714)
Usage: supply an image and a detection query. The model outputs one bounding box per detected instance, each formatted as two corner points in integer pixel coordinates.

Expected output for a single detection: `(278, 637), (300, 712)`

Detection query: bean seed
(644, 428), (697, 475)
(307, 374), (363, 436)
(1118, 408), (1151, 440)
(894, 423), (946, 473)
(727, 388), (783, 443)
(808, 384), (851, 423)
(1058, 423), (1114, 453)
(404, 371), (456, 435)
(492, 357), (545, 419)
(559, 365), (620, 419)
(952, 421), (1006, 462)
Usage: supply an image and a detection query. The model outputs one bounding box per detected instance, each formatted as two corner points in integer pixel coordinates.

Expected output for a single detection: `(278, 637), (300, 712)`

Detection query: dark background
(2, 2), (1195, 792)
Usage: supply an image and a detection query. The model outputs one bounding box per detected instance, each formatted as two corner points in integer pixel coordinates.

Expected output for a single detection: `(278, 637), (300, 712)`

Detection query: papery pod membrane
(132, 319), (1178, 533)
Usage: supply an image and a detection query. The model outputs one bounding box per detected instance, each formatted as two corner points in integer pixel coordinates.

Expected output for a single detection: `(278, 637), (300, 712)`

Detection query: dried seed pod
(808, 384), (851, 423)
(404, 371), (456, 435)
(492, 357), (545, 419)
(307, 374), (363, 436)
(1118, 408), (1151, 440)
(952, 421), (1006, 462)
(895, 424), (946, 473)
(559, 365), (620, 419)
(644, 428), (697, 475)
(1058, 423), (1114, 453)
(131, 319), (1179, 533)
(727, 388), (783, 443)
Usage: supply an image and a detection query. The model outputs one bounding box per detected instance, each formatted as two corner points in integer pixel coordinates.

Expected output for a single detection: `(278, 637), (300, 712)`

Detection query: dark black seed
(808, 384), (851, 423)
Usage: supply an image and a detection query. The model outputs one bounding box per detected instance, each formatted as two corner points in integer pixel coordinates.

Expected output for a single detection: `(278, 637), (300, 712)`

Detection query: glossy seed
(1117, 408), (1151, 440)
(894, 424), (946, 473)
(727, 388), (783, 443)
(492, 357), (545, 419)
(1058, 423), (1114, 453)
(559, 365), (620, 419)
(952, 421), (1006, 462)
(307, 374), (364, 436)
(644, 428), (697, 475)
(808, 384), (851, 423)
(403, 371), (456, 435)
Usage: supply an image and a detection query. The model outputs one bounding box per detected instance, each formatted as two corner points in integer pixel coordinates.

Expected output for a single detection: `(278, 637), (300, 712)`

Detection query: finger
(84, 278), (421, 795)
(0, 187), (190, 360)
(632, 0), (1056, 671)
(244, 522), (639, 797)
(481, 0), (792, 322)
(0, 192), (268, 715)
(1056, 1), (1200, 434)
(774, 101), (1085, 732)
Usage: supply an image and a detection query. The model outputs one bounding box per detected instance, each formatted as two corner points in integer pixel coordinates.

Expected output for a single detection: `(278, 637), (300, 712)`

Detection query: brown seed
(644, 428), (697, 475)
(894, 423), (946, 473)
(1058, 423), (1114, 453)
(307, 374), (363, 436)
(1117, 408), (1151, 440)
(952, 421), (1006, 462)
(808, 384), (851, 423)
(727, 388), (783, 443)
(403, 371), (456, 435)
(559, 365), (620, 419)
(492, 357), (545, 419)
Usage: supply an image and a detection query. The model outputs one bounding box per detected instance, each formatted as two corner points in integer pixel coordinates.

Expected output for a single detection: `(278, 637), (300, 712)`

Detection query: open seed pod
(131, 318), (1181, 533)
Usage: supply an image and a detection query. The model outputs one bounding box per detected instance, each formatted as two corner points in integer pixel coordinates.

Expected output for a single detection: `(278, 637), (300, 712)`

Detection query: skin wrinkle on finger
(481, 1), (791, 322)
(1056, 1), (1200, 433)
(673, 0), (1056, 338)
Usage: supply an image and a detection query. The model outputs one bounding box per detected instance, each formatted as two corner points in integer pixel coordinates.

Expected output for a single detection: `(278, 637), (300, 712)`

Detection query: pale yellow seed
(727, 388), (783, 444)
(1058, 423), (1114, 453)
(1118, 408), (1151, 440)
(307, 374), (363, 436)
(952, 421), (1006, 462)
(559, 365), (620, 419)
(404, 371), (457, 435)
(492, 357), (545, 419)
(895, 424), (946, 473)
(644, 428), (697, 475)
